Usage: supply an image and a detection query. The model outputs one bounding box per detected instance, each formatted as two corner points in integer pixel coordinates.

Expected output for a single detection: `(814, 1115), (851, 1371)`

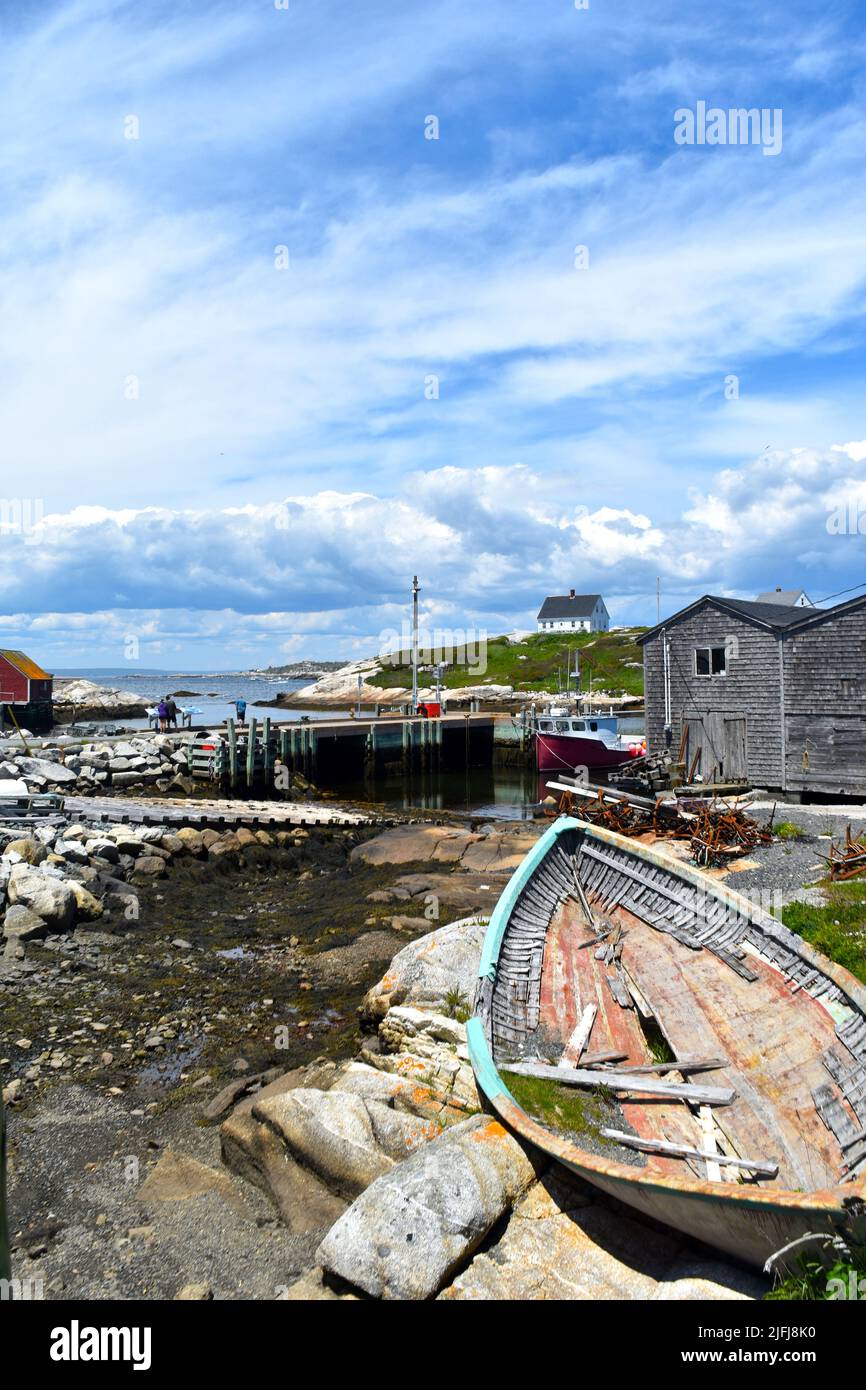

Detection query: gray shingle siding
(643, 594), (866, 793)
(643, 610), (782, 785)
(782, 606), (866, 793)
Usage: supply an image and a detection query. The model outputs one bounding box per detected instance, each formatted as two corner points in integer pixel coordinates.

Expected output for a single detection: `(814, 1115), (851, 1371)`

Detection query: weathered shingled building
(640, 593), (866, 797)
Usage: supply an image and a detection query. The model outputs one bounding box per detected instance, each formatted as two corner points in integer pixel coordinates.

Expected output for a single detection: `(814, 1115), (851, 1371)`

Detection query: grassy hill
(370, 628), (647, 697)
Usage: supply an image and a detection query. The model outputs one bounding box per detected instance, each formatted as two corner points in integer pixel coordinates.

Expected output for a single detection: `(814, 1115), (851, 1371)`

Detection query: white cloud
(833, 440), (866, 463)
(1, 447), (864, 662)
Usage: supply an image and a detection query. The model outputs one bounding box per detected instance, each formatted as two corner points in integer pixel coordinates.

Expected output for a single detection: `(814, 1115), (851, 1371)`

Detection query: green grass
(370, 628), (647, 697)
(443, 987), (471, 1024)
(775, 821), (806, 840)
(765, 1249), (866, 1301)
(502, 1068), (619, 1143)
(643, 1022), (676, 1065)
(781, 881), (866, 984)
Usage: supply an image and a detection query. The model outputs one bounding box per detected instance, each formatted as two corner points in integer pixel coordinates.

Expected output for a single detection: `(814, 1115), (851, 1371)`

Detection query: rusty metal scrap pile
(826, 825), (866, 880)
(556, 787), (773, 867)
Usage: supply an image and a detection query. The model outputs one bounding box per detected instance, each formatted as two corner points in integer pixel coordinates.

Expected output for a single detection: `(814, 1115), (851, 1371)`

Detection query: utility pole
(411, 575), (420, 714)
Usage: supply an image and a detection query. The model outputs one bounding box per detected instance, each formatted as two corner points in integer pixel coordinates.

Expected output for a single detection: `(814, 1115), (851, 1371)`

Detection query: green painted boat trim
(466, 1016), (517, 1105)
(477, 815), (579, 981)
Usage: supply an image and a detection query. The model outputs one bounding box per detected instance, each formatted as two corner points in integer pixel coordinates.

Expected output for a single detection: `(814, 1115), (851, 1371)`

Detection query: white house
(536, 591), (609, 634)
(756, 587), (814, 608)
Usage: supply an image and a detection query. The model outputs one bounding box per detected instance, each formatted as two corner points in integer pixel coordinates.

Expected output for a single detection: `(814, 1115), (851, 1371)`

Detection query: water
(53, 669), (643, 820)
(320, 766), (564, 821)
(53, 668), (349, 731)
(322, 711), (646, 820)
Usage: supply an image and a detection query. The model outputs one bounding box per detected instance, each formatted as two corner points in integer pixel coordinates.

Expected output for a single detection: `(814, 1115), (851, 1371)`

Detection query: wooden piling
(227, 719), (238, 790)
(246, 715), (257, 787)
(263, 717), (272, 782)
(290, 726), (298, 774)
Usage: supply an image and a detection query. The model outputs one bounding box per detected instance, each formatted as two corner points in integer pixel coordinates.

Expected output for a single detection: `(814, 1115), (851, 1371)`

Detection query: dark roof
(537, 593), (602, 621)
(638, 594), (831, 644)
(708, 597), (811, 628)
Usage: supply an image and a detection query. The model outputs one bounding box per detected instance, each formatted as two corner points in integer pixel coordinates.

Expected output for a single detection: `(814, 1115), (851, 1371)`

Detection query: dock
(190, 712), (499, 790)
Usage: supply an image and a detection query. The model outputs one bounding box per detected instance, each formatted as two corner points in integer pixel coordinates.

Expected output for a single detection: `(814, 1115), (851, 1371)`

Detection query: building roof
(638, 594), (823, 644)
(640, 589), (866, 646)
(0, 649), (53, 681)
(708, 597), (812, 629)
(756, 589), (812, 606)
(537, 593), (602, 621)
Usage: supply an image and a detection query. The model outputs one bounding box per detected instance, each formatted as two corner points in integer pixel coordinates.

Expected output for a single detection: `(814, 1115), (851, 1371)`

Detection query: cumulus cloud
(2, 3), (866, 664)
(0, 448), (864, 663)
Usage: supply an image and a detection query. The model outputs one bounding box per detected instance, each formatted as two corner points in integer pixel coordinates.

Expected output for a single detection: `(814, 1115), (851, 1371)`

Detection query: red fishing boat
(535, 710), (645, 773)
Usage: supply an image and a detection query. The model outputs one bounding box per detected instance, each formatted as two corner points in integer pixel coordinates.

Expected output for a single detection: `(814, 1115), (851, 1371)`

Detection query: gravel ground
(729, 800), (864, 910)
(8, 1082), (320, 1300)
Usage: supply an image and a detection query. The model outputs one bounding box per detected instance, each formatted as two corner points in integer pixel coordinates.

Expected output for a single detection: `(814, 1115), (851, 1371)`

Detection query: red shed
(0, 650), (54, 729)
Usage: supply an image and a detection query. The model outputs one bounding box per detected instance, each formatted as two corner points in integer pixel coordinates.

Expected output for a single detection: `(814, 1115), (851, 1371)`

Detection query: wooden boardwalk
(63, 795), (376, 831)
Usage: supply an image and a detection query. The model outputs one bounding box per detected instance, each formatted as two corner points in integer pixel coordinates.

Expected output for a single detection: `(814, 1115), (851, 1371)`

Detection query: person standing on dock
(234, 697), (247, 726)
(165, 695), (178, 729)
(157, 698), (168, 732)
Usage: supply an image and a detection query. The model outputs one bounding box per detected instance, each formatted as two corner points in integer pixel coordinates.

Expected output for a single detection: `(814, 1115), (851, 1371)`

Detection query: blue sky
(2, 0), (866, 668)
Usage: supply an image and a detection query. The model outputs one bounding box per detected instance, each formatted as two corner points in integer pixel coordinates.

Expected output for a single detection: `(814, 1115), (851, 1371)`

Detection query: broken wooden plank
(599, 1128), (778, 1178)
(559, 1003), (597, 1068)
(606, 973), (633, 1009)
(699, 1105), (723, 1183)
(571, 864), (596, 928)
(712, 947), (760, 982)
(843, 1137), (866, 1174)
(502, 1061), (736, 1106)
(580, 1050), (628, 1067)
(611, 1056), (728, 1075)
(843, 1152), (866, 1182)
(577, 931), (608, 950)
(619, 966), (654, 1020)
(812, 1082), (860, 1146)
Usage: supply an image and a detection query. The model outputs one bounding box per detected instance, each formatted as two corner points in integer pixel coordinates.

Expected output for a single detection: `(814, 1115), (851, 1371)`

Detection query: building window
(841, 677), (858, 699)
(695, 646), (726, 677)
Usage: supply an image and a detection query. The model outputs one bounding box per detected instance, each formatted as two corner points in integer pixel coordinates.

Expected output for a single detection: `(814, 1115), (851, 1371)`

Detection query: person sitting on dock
(234, 697), (247, 726)
(157, 698), (168, 732)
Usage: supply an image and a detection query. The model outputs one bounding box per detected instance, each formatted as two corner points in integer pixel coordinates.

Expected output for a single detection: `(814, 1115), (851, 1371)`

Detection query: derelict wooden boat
(468, 816), (866, 1269)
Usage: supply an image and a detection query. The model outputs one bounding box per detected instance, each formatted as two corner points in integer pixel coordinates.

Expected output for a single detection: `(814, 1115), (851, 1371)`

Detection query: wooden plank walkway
(63, 795), (376, 830)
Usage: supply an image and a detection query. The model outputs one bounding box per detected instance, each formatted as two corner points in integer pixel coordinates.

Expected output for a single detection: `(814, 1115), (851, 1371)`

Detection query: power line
(812, 580), (866, 605)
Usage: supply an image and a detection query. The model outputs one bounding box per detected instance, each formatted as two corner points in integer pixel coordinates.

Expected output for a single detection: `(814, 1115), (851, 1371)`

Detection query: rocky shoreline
(277, 657), (643, 711)
(0, 730), (198, 797)
(2, 811), (770, 1300)
(50, 678), (149, 724)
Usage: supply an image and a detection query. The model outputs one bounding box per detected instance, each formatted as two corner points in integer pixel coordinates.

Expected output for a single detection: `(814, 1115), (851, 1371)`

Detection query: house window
(841, 677), (858, 699)
(695, 646), (726, 677)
